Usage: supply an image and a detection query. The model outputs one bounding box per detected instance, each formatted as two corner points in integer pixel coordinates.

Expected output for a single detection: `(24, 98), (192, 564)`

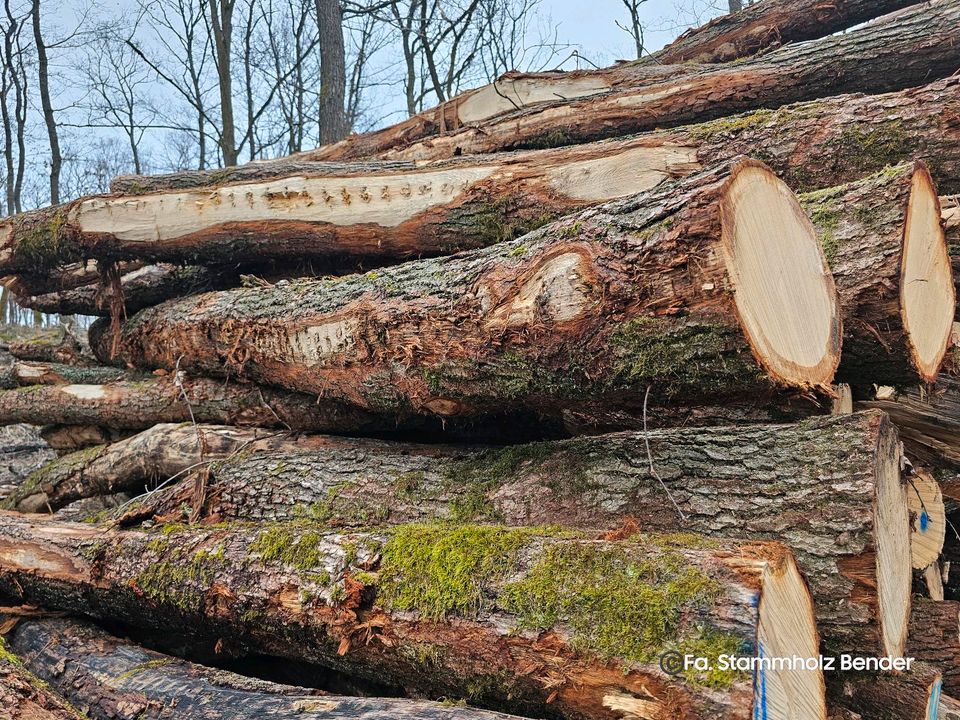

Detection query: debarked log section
(302, 1), (960, 161)
(6, 617), (527, 720)
(0, 515), (827, 720)
(129, 411), (914, 660)
(799, 162), (954, 385)
(92, 160), (842, 424)
(0, 375), (384, 434)
(0, 140), (704, 275)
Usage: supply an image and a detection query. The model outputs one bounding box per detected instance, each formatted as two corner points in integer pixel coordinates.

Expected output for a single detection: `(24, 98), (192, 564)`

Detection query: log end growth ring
(901, 162), (955, 383)
(720, 160), (841, 389)
(756, 552), (826, 720)
(908, 469), (946, 571)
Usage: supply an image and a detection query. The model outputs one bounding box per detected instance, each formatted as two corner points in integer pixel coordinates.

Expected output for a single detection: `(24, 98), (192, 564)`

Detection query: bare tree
(617, 0), (648, 58)
(207, 0), (238, 165)
(727, 0), (742, 11)
(317, 0), (348, 142)
(31, 0), (60, 203)
(476, 0), (565, 79)
(1, 0), (27, 214)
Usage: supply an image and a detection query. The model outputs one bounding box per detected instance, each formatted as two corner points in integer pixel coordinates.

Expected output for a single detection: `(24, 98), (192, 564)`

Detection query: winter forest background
(0, 0), (741, 325)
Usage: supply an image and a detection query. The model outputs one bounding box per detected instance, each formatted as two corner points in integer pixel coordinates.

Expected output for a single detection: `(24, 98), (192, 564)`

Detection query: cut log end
(720, 160), (840, 389)
(757, 551), (827, 720)
(902, 162), (955, 382)
(909, 469), (947, 571)
(875, 416), (912, 659)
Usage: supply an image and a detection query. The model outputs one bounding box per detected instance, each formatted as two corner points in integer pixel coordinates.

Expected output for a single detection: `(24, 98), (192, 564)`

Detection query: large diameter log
(113, 77), (960, 199)
(908, 598), (960, 695)
(0, 636), (84, 720)
(858, 376), (960, 469)
(826, 662), (942, 720)
(131, 411), (912, 659)
(906, 470), (947, 571)
(302, 1), (960, 162)
(0, 375), (384, 433)
(7, 617), (524, 720)
(0, 140), (705, 275)
(649, 0), (920, 65)
(2, 424), (283, 513)
(799, 162), (954, 385)
(0, 515), (827, 720)
(93, 160), (842, 424)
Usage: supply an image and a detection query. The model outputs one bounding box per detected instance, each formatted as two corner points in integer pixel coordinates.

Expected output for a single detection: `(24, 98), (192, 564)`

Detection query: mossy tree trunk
(0, 361), (137, 389)
(0, 515), (824, 720)
(301, 2), (960, 161)
(0, 638), (84, 720)
(124, 411), (912, 659)
(6, 617), (523, 720)
(799, 162), (954, 386)
(90, 161), (841, 428)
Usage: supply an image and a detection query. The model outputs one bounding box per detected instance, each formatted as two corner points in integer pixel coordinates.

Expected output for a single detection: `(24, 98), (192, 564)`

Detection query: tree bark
(31, 0), (60, 204)
(38, 425), (127, 455)
(826, 662), (942, 720)
(316, 0), (348, 144)
(941, 694), (960, 720)
(0, 361), (136, 389)
(907, 598), (960, 695)
(650, 0), (920, 65)
(0, 375), (384, 434)
(90, 161), (842, 427)
(125, 410), (912, 658)
(3, 260), (145, 297)
(2, 423), (284, 513)
(0, 637), (83, 720)
(0, 138), (707, 274)
(6, 329), (84, 365)
(799, 162), (954, 386)
(302, 1), (960, 162)
(6, 617), (524, 720)
(0, 515), (825, 720)
(858, 375), (960, 469)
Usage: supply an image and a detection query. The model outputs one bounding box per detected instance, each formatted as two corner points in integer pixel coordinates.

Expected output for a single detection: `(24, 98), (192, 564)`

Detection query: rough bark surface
(6, 329), (84, 366)
(650, 0), (920, 65)
(0, 375), (384, 434)
(111, 77), (960, 197)
(7, 617), (524, 720)
(91, 162), (841, 426)
(0, 361), (135, 389)
(826, 662), (941, 720)
(858, 375), (960, 468)
(907, 598), (960, 694)
(3, 424), (288, 513)
(0, 515), (821, 720)
(301, 2), (960, 161)
(0, 639), (83, 719)
(800, 163), (954, 385)
(129, 411), (908, 656)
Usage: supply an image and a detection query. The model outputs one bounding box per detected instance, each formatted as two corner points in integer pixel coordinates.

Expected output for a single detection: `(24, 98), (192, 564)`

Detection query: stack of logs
(1, 1), (960, 718)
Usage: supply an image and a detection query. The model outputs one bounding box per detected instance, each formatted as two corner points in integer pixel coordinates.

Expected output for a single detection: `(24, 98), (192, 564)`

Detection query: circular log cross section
(908, 470), (947, 571)
(875, 427), (912, 659)
(756, 553), (826, 720)
(720, 162), (839, 386)
(902, 165), (955, 382)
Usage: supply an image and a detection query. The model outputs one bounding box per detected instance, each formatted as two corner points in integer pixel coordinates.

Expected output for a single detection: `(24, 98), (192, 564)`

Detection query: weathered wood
(858, 375), (960, 469)
(38, 425), (127, 454)
(2, 260), (144, 296)
(300, 1), (960, 161)
(908, 598), (960, 694)
(826, 662), (941, 720)
(3, 424), (281, 513)
(0, 375), (384, 434)
(800, 163), (954, 385)
(941, 694), (960, 720)
(127, 411), (912, 658)
(0, 515), (826, 720)
(6, 328), (84, 366)
(0, 360), (135, 389)
(7, 617), (525, 720)
(0, 636), (84, 720)
(91, 161), (842, 427)
(112, 77), (960, 198)
(649, 0), (920, 65)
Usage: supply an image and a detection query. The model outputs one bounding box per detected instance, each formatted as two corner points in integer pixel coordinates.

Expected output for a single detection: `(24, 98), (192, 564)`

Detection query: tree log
(858, 376), (960, 469)
(906, 470), (947, 571)
(908, 598), (960, 694)
(38, 425), (127, 455)
(649, 0), (920, 65)
(941, 694), (960, 720)
(0, 375), (384, 434)
(2, 424), (284, 513)
(0, 514), (826, 720)
(6, 329), (84, 366)
(6, 617), (525, 720)
(0, 636), (84, 720)
(826, 662), (941, 720)
(799, 163), (954, 385)
(298, 1), (960, 162)
(0, 361), (136, 389)
(91, 161), (842, 426)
